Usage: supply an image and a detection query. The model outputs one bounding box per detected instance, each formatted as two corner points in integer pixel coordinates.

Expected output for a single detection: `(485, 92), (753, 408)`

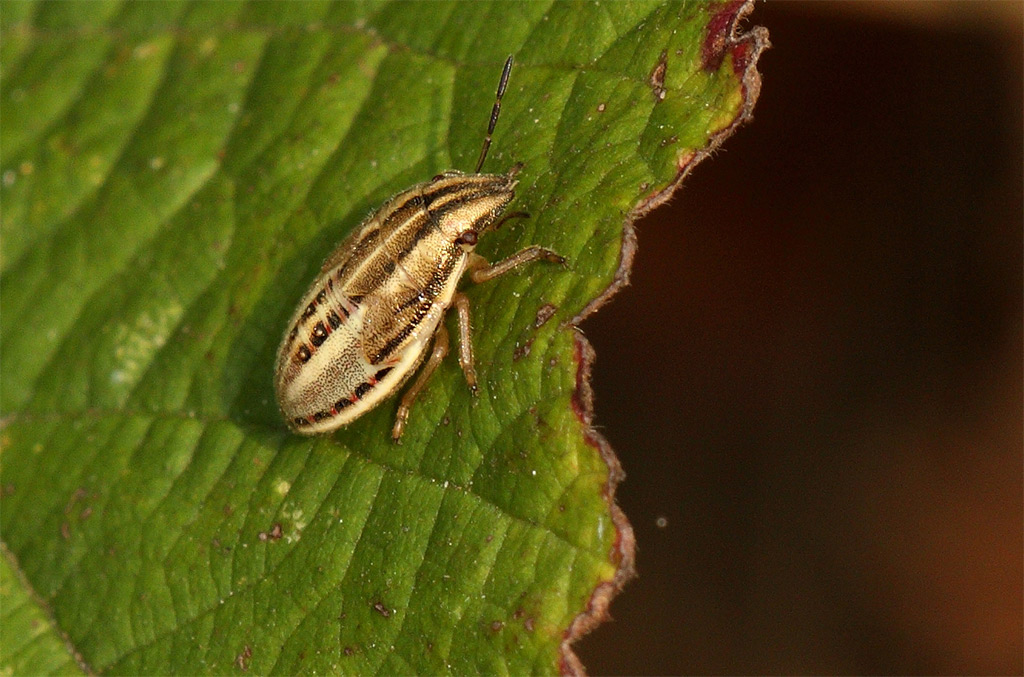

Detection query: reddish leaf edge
(558, 3), (770, 675)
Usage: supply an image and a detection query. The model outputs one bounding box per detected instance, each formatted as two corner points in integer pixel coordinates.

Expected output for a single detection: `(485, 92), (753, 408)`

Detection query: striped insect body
(274, 56), (564, 440)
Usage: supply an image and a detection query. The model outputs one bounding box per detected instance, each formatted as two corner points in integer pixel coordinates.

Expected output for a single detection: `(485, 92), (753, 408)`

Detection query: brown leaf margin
(559, 2), (770, 674)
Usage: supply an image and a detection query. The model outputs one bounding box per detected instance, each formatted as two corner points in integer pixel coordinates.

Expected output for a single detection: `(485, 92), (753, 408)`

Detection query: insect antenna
(474, 55), (514, 174)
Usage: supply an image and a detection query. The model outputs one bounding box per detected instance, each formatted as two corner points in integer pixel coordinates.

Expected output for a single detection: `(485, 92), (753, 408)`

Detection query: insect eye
(455, 229), (478, 247)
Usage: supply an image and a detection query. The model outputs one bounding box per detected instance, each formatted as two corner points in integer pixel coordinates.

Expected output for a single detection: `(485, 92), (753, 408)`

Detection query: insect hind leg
(392, 325), (450, 442)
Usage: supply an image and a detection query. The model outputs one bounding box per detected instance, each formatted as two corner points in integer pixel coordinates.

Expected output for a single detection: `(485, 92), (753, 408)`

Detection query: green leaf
(0, 546), (87, 675)
(0, 1), (765, 673)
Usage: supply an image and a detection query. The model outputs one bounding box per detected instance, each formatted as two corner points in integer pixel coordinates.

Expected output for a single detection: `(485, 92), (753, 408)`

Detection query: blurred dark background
(577, 2), (1022, 674)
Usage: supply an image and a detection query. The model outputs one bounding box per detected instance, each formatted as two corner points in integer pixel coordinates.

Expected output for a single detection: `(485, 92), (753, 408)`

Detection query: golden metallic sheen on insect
(274, 56), (564, 440)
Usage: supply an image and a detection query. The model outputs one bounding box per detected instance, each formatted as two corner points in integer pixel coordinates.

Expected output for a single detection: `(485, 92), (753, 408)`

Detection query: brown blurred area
(576, 2), (1023, 675)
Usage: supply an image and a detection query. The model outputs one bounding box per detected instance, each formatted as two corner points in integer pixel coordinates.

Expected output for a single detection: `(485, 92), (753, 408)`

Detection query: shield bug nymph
(274, 56), (564, 440)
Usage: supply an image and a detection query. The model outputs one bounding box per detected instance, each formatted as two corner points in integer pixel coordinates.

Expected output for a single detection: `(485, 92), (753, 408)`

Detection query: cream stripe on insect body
(274, 56), (565, 440)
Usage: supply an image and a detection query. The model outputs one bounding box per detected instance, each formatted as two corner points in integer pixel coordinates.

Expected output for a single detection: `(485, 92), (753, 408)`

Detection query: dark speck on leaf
(512, 339), (533, 362)
(373, 602), (391, 618)
(649, 49), (668, 101)
(533, 303), (557, 328)
(235, 645), (252, 671)
(257, 523), (283, 542)
(64, 487), (87, 514)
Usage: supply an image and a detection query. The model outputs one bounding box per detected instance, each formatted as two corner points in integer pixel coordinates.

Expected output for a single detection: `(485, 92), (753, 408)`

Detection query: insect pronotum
(274, 56), (564, 440)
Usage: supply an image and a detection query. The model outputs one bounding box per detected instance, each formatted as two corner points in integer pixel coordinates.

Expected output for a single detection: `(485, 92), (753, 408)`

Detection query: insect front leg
(392, 325), (450, 442)
(467, 247), (565, 285)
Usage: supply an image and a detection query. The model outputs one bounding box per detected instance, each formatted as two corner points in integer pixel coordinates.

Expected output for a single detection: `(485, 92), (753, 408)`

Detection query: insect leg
(392, 325), (450, 442)
(453, 292), (478, 394)
(485, 210), (530, 233)
(468, 246), (566, 284)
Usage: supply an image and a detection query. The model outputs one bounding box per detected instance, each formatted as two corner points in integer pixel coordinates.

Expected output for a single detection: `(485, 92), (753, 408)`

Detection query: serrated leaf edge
(557, 2), (769, 674)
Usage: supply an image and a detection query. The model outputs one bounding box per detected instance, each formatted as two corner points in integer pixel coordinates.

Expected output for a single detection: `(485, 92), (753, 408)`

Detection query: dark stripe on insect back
(368, 305), (427, 365)
(389, 198), (469, 267)
(396, 210), (441, 262)
(368, 252), (459, 364)
(357, 181), (480, 289)
(336, 199), (434, 300)
(393, 248), (457, 313)
(379, 193), (425, 235)
(387, 182), (485, 262)
(331, 181), (475, 324)
(420, 179), (480, 208)
(333, 228), (380, 283)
